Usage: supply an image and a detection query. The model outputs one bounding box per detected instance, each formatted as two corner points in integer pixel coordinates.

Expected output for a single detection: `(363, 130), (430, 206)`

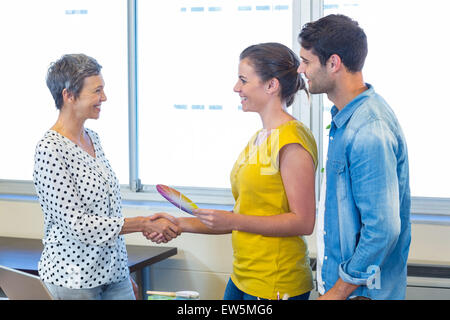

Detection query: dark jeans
(223, 278), (310, 300)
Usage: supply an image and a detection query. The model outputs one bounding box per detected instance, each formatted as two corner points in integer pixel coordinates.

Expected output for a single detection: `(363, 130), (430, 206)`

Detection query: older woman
(33, 54), (179, 300)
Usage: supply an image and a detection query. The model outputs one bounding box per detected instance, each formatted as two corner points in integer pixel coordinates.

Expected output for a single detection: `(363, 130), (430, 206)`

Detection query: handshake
(129, 208), (232, 243)
(141, 212), (181, 244)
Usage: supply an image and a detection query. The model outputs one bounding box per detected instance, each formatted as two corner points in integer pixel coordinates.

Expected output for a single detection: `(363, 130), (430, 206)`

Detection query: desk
(0, 236), (177, 299)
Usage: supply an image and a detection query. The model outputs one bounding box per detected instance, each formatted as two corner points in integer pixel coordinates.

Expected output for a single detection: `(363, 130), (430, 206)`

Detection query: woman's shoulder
(278, 120), (315, 142)
(35, 129), (75, 158)
(287, 119), (311, 132)
(36, 130), (64, 150)
(277, 120), (318, 168)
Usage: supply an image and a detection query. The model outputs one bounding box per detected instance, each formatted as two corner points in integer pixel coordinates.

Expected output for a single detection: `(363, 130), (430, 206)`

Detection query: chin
(241, 104), (256, 113)
(308, 84), (328, 95)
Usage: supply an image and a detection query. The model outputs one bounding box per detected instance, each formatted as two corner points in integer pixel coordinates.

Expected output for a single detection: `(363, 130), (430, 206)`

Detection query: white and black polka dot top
(33, 128), (129, 289)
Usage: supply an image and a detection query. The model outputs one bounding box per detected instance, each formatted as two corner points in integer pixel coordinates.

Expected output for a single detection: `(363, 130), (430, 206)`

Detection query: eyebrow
(300, 56), (309, 62)
(239, 75), (247, 80)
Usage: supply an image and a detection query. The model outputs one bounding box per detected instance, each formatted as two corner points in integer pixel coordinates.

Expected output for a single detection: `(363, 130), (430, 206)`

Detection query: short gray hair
(46, 54), (102, 109)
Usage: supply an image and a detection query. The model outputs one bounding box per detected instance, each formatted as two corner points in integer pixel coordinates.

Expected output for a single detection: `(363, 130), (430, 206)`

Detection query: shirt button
(324, 256), (328, 260)
(330, 136), (334, 141)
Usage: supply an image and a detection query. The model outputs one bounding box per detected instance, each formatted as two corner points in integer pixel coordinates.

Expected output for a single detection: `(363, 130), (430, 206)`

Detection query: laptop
(0, 265), (53, 300)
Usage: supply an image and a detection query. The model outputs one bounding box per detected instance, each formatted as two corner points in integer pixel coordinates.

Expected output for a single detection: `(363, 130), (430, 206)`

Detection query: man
(297, 14), (411, 299)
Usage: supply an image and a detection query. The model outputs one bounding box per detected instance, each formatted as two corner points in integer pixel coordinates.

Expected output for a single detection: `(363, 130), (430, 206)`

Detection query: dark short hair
(46, 54), (102, 109)
(240, 42), (305, 107)
(298, 14), (368, 72)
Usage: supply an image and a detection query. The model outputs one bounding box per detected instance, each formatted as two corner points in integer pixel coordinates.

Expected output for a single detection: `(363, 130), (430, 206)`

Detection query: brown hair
(240, 42), (305, 106)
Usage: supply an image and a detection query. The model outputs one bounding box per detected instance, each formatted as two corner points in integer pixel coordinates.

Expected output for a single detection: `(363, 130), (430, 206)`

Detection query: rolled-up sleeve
(339, 120), (401, 285)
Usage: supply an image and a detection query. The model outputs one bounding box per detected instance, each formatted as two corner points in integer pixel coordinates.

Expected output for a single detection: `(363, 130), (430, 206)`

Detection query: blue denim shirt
(321, 84), (411, 299)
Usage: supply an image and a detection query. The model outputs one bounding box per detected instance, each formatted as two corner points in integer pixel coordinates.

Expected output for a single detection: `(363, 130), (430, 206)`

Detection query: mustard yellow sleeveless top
(229, 120), (318, 299)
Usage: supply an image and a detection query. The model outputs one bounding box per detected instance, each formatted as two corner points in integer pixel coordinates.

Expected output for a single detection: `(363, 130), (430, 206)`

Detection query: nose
(101, 90), (107, 102)
(233, 80), (241, 93)
(297, 63), (305, 74)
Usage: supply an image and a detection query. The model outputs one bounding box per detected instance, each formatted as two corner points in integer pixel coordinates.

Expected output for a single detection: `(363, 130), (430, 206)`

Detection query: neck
(259, 100), (294, 130)
(327, 72), (367, 111)
(51, 108), (86, 142)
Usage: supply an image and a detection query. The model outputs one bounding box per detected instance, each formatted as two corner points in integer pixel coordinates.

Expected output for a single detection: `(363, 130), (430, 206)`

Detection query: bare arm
(178, 216), (232, 234)
(119, 217), (146, 234)
(120, 216), (180, 240)
(142, 214), (230, 243)
(317, 278), (359, 300)
(194, 143), (316, 237)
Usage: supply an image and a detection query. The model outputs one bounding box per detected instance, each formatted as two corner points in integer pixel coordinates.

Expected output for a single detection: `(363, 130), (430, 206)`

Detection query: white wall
(1, 199), (449, 299)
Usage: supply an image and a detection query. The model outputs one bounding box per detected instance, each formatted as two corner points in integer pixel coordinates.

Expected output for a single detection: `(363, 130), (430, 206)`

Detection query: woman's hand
(143, 231), (165, 243)
(192, 209), (236, 232)
(142, 212), (180, 243)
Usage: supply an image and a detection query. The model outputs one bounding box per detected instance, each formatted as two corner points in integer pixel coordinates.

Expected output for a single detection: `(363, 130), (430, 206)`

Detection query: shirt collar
(331, 83), (374, 128)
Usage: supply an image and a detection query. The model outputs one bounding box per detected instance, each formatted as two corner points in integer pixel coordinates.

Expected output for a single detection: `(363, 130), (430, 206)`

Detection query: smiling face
(72, 74), (107, 120)
(298, 47), (333, 94)
(233, 58), (269, 112)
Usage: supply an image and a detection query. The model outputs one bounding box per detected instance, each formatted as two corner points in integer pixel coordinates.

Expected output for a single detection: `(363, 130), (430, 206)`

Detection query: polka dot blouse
(33, 128), (129, 289)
